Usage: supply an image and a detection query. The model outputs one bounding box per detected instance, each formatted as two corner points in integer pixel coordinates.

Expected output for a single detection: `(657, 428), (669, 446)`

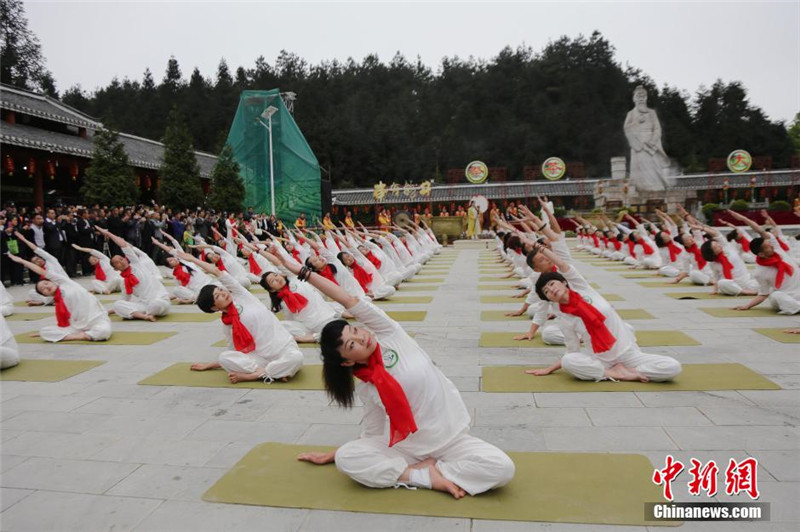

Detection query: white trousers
(659, 265), (680, 278)
(383, 271), (404, 287)
(717, 278), (759, 296)
(561, 348), (682, 382)
(235, 275), (252, 289)
(642, 256), (661, 270)
(334, 432), (515, 496)
(0, 345), (20, 369)
(741, 252), (756, 264)
(610, 251), (624, 261)
(113, 298), (171, 319)
(171, 286), (196, 302)
(40, 316), (112, 342)
(282, 320), (322, 341)
(623, 256), (638, 266)
(541, 322), (566, 345)
(90, 277), (124, 294)
(218, 342), (303, 380)
(370, 284), (396, 301)
(769, 291), (800, 315)
(27, 289), (53, 306)
(689, 269), (711, 286)
(1, 303), (12, 317)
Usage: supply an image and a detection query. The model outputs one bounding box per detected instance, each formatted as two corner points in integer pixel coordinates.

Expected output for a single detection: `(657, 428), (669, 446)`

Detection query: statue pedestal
(595, 180), (696, 214)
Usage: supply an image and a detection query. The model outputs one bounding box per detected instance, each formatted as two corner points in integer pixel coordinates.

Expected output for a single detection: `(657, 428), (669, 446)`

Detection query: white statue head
(633, 85), (648, 108)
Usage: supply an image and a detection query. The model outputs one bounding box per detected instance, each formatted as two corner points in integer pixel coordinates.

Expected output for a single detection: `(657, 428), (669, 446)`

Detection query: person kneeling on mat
(528, 244), (682, 383)
(289, 256), (515, 499)
(184, 251), (303, 384)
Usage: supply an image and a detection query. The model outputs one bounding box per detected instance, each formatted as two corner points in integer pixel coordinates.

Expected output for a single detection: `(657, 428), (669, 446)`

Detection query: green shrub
(564, 230), (576, 238)
(701, 203), (720, 222)
(729, 199), (750, 212)
(768, 200), (791, 212)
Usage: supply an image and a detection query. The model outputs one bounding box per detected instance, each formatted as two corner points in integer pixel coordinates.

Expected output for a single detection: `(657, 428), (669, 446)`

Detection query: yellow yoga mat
(5, 312), (52, 321)
(397, 286), (439, 292)
(480, 310), (528, 321)
(1, 359), (106, 382)
(383, 311), (427, 322)
(666, 292), (748, 300)
(481, 295), (522, 304)
(406, 278), (444, 284)
(621, 273), (661, 279)
(601, 294), (624, 302)
(202, 442), (675, 526)
(14, 331), (178, 345)
(478, 276), (511, 282)
(139, 363), (325, 389)
(482, 363), (780, 393)
(699, 307), (780, 318)
(110, 313), (218, 323)
(754, 328), (800, 343)
(477, 285), (517, 291)
(637, 281), (691, 288)
(479, 330), (699, 348)
(375, 296), (434, 304)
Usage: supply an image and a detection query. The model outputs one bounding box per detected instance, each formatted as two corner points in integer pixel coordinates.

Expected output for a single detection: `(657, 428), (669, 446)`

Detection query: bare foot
(107, 309), (116, 315)
(783, 329), (800, 335)
(144, 314), (157, 322)
(428, 464), (466, 499)
(513, 333), (533, 341)
(29, 332), (41, 338)
(409, 457), (436, 470)
(190, 362), (217, 371)
(26, 301), (44, 307)
(605, 363), (649, 382)
(228, 371), (262, 383)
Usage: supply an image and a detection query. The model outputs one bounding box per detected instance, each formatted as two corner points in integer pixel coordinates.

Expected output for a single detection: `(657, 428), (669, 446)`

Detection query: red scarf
(290, 248), (301, 263)
(221, 304), (255, 353)
(216, 258), (227, 272)
(591, 234), (600, 248)
(94, 262), (106, 281)
(278, 285), (308, 313)
(53, 288), (71, 327)
(173, 265), (191, 286)
(776, 237), (789, 252)
(601, 236), (609, 248)
(627, 239), (637, 259)
(640, 240), (655, 255)
(756, 254), (794, 289)
(666, 241), (683, 262)
(559, 290), (617, 353)
(120, 266), (139, 294)
(319, 265), (339, 285)
(613, 240), (622, 251)
(715, 252), (734, 280)
(684, 243), (707, 269)
(351, 262), (373, 291)
(365, 251), (382, 269)
(353, 344), (418, 447)
(737, 236), (751, 253)
(402, 240), (412, 255)
(248, 254), (262, 275)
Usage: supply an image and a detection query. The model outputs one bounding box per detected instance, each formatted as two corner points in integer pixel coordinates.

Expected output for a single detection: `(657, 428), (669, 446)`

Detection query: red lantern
(27, 157), (36, 177)
(135, 175), (141, 187)
(143, 176), (151, 190)
(70, 161), (79, 181)
(153, 177), (159, 190)
(46, 160), (55, 179)
(202, 180), (210, 195)
(4, 155), (14, 175)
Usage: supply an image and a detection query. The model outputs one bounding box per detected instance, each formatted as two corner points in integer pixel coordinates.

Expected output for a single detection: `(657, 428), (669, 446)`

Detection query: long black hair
(319, 319), (355, 408)
(534, 271), (568, 301)
(305, 256), (336, 274)
(259, 272), (285, 313)
(700, 240), (717, 262)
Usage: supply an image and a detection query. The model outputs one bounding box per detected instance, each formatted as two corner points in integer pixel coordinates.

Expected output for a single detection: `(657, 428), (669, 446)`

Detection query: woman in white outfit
(152, 237), (214, 304)
(15, 231), (65, 306)
(7, 254), (112, 342)
(72, 244), (124, 294)
(276, 255), (515, 499)
(528, 244), (682, 383)
(0, 316), (20, 369)
(183, 251), (304, 384)
(696, 223), (759, 297)
(95, 227), (171, 321)
(0, 284), (13, 317)
(193, 243), (251, 289)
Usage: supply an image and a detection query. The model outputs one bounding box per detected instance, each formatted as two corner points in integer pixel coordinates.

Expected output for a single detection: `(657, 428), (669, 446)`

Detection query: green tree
(82, 128), (138, 206)
(159, 108), (204, 210)
(0, 0), (55, 93)
(207, 144), (245, 212)
(788, 112), (800, 153)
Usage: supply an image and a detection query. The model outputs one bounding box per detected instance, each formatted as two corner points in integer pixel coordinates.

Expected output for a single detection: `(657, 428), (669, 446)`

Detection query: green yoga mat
(5, 312), (52, 321)
(666, 292), (748, 300)
(110, 313), (219, 323)
(202, 442), (673, 526)
(0, 359), (106, 382)
(481, 296), (524, 304)
(601, 293), (624, 302)
(478, 308), (654, 323)
(482, 363), (780, 393)
(637, 281), (689, 288)
(139, 363), (325, 389)
(398, 286), (439, 292)
(406, 278), (444, 284)
(699, 307), (780, 318)
(13, 301), (36, 307)
(478, 276), (511, 282)
(479, 330), (699, 348)
(383, 311), (427, 322)
(375, 296), (434, 304)
(477, 285), (517, 291)
(14, 331), (177, 345)
(754, 328), (800, 343)
(621, 273), (662, 279)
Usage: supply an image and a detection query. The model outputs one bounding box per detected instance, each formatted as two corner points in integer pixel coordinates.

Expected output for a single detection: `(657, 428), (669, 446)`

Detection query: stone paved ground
(1, 241), (798, 531)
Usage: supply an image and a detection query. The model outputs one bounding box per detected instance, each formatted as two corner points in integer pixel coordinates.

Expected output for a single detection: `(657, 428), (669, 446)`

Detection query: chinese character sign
(653, 456), (760, 502)
(542, 157), (566, 180)
(727, 150), (752, 173)
(373, 181), (387, 201)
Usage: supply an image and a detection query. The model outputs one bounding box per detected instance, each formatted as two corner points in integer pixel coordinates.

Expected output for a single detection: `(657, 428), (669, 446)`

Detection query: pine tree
(159, 108), (204, 210)
(0, 0), (55, 93)
(208, 144), (245, 213)
(82, 128), (138, 206)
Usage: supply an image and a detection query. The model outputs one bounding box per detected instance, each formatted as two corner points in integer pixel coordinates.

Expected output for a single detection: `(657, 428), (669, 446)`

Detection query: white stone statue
(624, 86), (671, 191)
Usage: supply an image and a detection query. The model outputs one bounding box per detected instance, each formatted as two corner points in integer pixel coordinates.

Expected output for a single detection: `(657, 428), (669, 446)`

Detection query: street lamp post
(260, 106), (279, 216)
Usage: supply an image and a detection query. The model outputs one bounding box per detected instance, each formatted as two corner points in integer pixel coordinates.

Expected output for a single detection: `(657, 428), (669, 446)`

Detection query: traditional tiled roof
(0, 84), (217, 177)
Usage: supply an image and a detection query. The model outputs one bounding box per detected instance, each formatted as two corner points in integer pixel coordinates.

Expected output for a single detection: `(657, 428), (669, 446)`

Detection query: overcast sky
(25, 1), (800, 123)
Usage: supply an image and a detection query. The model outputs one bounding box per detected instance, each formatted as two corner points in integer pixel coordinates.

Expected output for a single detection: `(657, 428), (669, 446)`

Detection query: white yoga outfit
(554, 265), (682, 382)
(87, 250), (124, 294)
(112, 247), (171, 319)
(215, 272), (303, 380)
(277, 279), (340, 340)
(0, 316), (20, 369)
(754, 235), (800, 315)
(334, 299), (515, 496)
(39, 271), (112, 342)
(707, 238), (759, 296)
